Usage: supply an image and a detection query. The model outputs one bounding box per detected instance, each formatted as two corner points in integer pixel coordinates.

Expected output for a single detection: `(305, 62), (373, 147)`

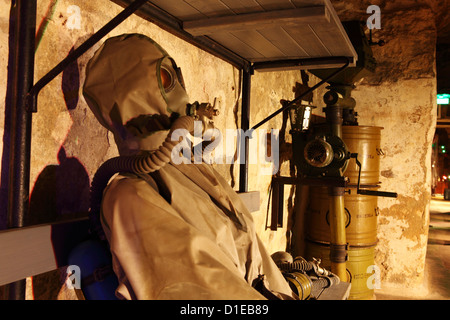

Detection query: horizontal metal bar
(357, 189), (398, 198)
(272, 176), (348, 188)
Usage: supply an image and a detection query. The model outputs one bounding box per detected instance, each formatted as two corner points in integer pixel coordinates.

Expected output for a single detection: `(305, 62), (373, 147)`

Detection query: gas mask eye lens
(160, 67), (174, 92)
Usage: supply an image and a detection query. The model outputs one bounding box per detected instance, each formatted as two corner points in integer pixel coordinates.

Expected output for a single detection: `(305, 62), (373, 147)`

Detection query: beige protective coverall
(83, 33), (296, 300)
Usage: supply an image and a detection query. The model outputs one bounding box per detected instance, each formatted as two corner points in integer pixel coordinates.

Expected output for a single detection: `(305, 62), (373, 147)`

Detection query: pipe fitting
(89, 114), (205, 240)
(329, 243), (349, 264)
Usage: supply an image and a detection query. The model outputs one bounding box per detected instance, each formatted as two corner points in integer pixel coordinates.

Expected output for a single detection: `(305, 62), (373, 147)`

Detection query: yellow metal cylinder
(342, 126), (383, 186)
(328, 191), (348, 281)
(305, 240), (376, 300)
(306, 186), (379, 246)
(329, 193), (346, 244)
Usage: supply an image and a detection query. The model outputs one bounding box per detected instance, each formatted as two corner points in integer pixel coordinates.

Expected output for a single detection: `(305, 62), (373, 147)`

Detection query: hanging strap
(80, 264), (115, 287)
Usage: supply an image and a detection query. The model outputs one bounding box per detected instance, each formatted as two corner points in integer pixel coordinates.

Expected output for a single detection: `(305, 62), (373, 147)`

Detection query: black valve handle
(357, 189), (398, 198)
(350, 153), (398, 198)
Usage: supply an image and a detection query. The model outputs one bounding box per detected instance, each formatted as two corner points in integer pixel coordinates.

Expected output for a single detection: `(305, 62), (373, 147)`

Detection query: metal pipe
(26, 0), (150, 113)
(326, 105), (343, 137)
(328, 188), (348, 281)
(7, 0), (37, 300)
(325, 100), (348, 281)
(8, 0), (36, 229)
(239, 67), (252, 193)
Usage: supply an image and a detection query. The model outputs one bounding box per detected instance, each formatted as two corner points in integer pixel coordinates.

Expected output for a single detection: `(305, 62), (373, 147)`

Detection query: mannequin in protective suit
(83, 33), (297, 300)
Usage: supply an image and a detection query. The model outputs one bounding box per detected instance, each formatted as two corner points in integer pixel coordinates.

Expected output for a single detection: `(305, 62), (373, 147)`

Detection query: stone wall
(330, 0), (437, 295)
(0, 0), (438, 298)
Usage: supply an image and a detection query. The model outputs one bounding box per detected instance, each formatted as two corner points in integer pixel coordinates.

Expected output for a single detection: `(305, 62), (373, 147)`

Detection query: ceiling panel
(112, 0), (357, 69)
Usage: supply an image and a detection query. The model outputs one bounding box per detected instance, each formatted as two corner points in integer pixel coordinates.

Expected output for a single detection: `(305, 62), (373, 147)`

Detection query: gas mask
(83, 33), (190, 155)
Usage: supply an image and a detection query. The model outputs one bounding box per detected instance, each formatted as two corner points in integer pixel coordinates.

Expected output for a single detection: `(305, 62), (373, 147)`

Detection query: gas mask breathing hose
(89, 115), (195, 240)
(276, 258), (340, 299)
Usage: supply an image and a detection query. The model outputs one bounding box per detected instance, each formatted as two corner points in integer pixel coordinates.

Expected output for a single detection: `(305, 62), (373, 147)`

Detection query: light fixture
(289, 103), (316, 132)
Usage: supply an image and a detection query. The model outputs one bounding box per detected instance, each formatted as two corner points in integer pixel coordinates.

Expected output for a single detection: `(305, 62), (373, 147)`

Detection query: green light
(438, 94), (450, 105)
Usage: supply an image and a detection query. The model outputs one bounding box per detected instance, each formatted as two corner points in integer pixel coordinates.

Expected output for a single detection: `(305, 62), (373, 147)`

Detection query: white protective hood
(83, 34), (296, 300)
(83, 33), (189, 156)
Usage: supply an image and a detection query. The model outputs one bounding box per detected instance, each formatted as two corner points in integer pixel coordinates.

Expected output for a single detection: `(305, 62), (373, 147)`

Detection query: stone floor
(375, 197), (450, 300)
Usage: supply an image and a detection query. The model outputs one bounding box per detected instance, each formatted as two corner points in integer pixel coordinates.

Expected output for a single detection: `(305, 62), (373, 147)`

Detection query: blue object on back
(68, 239), (119, 300)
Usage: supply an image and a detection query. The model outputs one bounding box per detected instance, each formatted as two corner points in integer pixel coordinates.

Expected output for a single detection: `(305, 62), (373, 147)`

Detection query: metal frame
(8, 0), (36, 230)
(4, 0), (356, 299)
(5, 0), (36, 299)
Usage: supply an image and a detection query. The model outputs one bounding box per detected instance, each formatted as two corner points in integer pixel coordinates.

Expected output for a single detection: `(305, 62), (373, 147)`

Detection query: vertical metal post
(239, 67), (252, 193)
(326, 104), (348, 281)
(8, 0), (36, 231)
(270, 178), (285, 230)
(6, 0), (36, 299)
(270, 179), (279, 230)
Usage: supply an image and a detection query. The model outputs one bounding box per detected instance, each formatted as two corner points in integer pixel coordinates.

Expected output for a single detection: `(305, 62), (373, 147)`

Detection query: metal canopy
(112, 0), (357, 71)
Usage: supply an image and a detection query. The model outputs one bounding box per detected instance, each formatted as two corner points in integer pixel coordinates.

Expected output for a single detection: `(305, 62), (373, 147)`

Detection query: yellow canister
(342, 125), (383, 186)
(306, 186), (379, 246)
(304, 240), (376, 300)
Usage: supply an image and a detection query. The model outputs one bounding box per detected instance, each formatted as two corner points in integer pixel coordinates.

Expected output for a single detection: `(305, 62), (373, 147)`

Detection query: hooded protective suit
(83, 33), (296, 300)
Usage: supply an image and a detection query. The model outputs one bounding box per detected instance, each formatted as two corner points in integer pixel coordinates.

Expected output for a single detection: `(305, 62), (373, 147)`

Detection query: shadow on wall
(0, 41), (91, 229)
(28, 146), (90, 225)
(28, 46), (90, 225)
